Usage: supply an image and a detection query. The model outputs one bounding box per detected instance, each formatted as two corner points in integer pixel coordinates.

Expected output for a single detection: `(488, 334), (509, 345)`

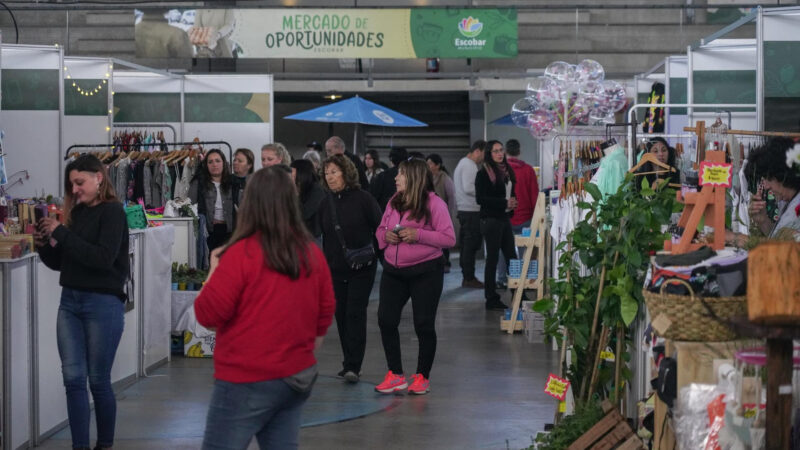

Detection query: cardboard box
(184, 330), (215, 358)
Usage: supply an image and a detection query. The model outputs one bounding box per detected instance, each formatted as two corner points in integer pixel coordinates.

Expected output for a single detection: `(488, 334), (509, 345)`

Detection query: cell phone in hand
(34, 204), (47, 222)
(392, 224), (404, 233)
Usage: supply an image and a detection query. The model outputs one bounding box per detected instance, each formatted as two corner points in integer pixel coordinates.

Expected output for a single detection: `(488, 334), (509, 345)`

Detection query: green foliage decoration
(534, 175), (679, 397)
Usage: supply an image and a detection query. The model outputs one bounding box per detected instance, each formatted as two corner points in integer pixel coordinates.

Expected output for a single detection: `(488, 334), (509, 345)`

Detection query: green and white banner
(135, 8), (517, 59)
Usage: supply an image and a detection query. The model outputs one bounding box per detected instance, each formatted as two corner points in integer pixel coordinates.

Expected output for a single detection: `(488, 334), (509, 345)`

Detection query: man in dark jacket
(325, 136), (369, 189)
(369, 147), (408, 210)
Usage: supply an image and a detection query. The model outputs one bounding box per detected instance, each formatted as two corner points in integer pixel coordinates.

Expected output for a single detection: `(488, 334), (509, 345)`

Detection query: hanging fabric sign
(544, 373), (570, 401)
(135, 8), (517, 59)
(699, 161), (733, 187)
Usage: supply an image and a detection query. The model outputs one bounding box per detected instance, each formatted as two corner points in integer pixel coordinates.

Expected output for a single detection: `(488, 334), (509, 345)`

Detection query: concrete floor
(41, 257), (559, 449)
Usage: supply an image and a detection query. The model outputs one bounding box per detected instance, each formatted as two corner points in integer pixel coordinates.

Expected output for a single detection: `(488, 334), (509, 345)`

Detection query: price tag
(544, 373), (570, 401)
(699, 161), (733, 187)
(651, 313), (673, 336)
(600, 347), (615, 362)
(558, 400), (566, 413)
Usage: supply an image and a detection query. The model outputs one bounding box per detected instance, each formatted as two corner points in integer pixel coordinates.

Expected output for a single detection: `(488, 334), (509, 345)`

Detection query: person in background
(496, 139), (539, 288)
(307, 141), (323, 155)
(195, 167), (335, 450)
(407, 151), (426, 160)
(476, 140), (517, 311)
(743, 138), (800, 239)
(325, 136), (369, 189)
(190, 149), (235, 252)
(426, 153), (457, 273)
(35, 155), (129, 450)
(637, 137), (681, 187)
(231, 148), (254, 212)
(364, 149), (384, 185)
(453, 140), (487, 289)
(291, 159), (326, 243)
(302, 149), (322, 173)
(318, 154), (382, 384)
(374, 159), (455, 395)
(262, 142), (292, 168)
(370, 147), (408, 211)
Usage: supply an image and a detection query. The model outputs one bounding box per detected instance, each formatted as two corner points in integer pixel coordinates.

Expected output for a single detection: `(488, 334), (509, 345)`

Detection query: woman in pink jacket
(374, 159), (456, 395)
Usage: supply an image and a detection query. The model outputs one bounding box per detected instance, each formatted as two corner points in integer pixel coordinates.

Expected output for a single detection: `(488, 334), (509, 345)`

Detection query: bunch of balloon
(511, 60), (628, 139)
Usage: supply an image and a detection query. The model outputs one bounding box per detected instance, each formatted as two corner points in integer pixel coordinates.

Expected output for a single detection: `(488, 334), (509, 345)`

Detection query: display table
(0, 225), (174, 448)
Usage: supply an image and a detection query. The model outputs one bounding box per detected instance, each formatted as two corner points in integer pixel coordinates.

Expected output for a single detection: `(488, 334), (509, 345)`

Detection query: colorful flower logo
(458, 17), (483, 38)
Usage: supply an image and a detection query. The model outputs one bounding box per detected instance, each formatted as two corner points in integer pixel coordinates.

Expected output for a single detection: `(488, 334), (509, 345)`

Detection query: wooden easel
(503, 192), (547, 333)
(665, 121), (726, 254)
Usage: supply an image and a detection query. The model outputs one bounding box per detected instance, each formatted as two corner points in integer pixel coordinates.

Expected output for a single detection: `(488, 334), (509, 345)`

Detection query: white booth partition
(688, 39), (758, 131)
(61, 56), (114, 182)
(760, 7), (800, 131)
(183, 74), (273, 167)
(111, 70), (183, 141)
(665, 56), (689, 135)
(0, 45), (62, 198)
(1, 255), (35, 450)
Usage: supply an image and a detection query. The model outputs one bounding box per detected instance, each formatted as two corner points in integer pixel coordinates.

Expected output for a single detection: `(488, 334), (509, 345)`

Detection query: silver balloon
(602, 80), (628, 112)
(576, 59), (605, 83)
(510, 97), (539, 128)
(544, 61), (575, 82)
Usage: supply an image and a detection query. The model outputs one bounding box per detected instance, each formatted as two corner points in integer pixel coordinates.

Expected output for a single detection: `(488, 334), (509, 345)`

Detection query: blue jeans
(202, 379), (311, 450)
(496, 221), (530, 285)
(57, 288), (125, 448)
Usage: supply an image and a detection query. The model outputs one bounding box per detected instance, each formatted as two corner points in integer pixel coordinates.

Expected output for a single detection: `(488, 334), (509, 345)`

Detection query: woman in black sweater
(318, 154), (382, 384)
(475, 140), (518, 310)
(35, 155), (129, 450)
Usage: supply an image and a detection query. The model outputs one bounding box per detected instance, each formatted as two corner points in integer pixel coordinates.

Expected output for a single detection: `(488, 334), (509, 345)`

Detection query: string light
(63, 64), (112, 97)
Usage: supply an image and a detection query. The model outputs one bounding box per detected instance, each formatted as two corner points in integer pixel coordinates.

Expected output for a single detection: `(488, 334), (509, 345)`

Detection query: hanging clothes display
(591, 141), (628, 200)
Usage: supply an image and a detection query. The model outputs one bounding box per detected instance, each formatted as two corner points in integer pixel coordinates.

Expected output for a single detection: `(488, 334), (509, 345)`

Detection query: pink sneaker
(375, 371), (407, 394)
(407, 374), (430, 395)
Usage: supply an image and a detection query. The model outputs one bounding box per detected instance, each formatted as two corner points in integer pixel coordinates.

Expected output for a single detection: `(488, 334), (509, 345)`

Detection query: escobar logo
(455, 17), (486, 50)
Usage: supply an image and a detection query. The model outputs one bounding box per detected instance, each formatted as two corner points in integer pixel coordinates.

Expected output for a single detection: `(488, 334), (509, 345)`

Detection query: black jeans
(378, 258), (444, 379)
(207, 224), (230, 252)
(457, 211), (483, 281)
(480, 216), (517, 302)
(333, 265), (377, 373)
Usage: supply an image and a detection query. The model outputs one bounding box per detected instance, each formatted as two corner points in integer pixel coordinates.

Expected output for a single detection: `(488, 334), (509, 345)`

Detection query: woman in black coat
(291, 159), (325, 243)
(475, 140), (518, 311)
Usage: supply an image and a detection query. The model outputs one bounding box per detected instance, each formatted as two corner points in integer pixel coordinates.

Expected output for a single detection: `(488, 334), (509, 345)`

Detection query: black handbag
(328, 194), (376, 271)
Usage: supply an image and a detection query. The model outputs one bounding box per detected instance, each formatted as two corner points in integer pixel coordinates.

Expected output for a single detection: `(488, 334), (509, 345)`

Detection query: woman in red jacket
(195, 166), (336, 450)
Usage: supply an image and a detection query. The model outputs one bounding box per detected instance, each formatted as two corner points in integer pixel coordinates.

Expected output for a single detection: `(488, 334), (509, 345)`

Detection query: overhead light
(325, 94), (342, 101)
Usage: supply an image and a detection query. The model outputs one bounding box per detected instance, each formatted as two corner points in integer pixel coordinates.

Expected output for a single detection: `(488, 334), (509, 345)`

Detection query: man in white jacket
(453, 140), (487, 288)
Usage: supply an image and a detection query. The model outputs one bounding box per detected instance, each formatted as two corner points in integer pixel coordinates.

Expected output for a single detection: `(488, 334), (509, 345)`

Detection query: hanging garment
(591, 144), (628, 200)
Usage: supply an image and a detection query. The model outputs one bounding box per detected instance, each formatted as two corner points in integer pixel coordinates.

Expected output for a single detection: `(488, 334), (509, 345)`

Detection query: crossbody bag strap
(327, 193), (350, 256)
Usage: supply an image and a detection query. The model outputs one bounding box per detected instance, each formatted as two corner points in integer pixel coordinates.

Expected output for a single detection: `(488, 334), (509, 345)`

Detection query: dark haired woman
(744, 138), (800, 239)
(291, 159), (325, 242)
(475, 140), (517, 311)
(364, 149), (384, 184)
(374, 159), (455, 395)
(232, 148), (255, 215)
(190, 149), (235, 252)
(426, 153), (457, 273)
(35, 154), (129, 450)
(637, 137), (681, 187)
(318, 154), (382, 384)
(196, 166), (335, 449)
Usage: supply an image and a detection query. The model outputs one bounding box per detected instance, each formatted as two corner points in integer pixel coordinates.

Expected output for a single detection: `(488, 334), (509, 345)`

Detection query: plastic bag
(674, 384), (721, 449)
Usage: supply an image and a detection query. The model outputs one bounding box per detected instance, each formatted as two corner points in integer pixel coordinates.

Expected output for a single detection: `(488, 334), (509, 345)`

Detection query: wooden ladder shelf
(503, 192), (547, 334)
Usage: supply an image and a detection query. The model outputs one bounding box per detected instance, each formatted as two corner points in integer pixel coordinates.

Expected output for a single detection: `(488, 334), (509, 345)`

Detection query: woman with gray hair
(302, 149), (322, 172)
(261, 142), (292, 168)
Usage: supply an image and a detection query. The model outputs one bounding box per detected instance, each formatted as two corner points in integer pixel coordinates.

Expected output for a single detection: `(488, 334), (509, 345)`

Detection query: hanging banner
(135, 8), (517, 59)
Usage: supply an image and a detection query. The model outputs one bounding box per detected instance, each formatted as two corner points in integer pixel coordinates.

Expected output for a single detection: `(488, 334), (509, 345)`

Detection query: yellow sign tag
(600, 350), (615, 362)
(558, 400), (567, 413)
(699, 161), (733, 187)
(544, 373), (570, 401)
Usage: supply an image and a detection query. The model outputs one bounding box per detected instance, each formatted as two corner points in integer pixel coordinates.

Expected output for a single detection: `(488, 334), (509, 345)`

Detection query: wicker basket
(642, 279), (746, 341)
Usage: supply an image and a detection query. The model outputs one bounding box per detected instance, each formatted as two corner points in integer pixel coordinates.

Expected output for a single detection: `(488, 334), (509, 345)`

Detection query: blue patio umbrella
(284, 95), (427, 152)
(489, 114), (515, 126)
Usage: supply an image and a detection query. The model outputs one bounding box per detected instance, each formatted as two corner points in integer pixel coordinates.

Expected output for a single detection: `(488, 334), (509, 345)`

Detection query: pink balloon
(602, 80), (627, 112)
(576, 59), (605, 83)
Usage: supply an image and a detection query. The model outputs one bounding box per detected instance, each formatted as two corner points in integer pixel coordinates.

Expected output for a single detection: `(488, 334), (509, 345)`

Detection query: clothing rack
(64, 140), (232, 161)
(113, 123), (178, 143)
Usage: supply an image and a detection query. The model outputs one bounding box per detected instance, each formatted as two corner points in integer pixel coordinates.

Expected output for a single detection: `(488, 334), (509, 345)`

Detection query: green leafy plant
(530, 399), (604, 450)
(534, 175), (679, 402)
